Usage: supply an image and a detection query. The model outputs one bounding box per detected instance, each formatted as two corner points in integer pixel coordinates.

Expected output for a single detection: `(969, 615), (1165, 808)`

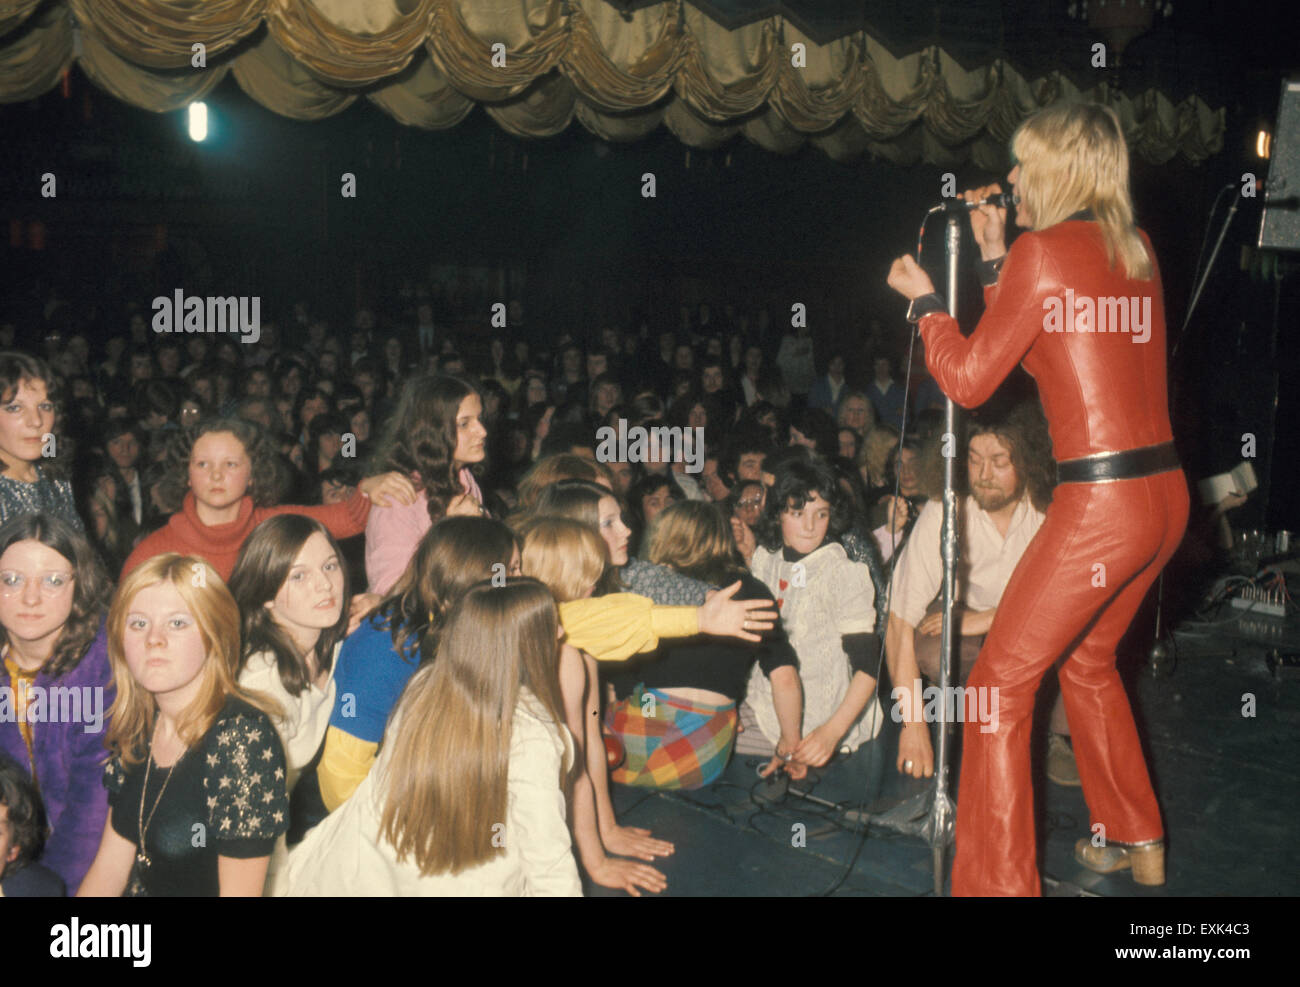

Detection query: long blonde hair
(1012, 101), (1153, 281)
(857, 424), (899, 488)
(105, 554), (269, 765)
(519, 518), (605, 604)
(377, 579), (569, 876)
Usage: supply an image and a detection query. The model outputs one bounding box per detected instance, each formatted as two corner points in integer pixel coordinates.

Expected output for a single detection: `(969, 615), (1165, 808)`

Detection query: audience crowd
(0, 296), (1042, 897)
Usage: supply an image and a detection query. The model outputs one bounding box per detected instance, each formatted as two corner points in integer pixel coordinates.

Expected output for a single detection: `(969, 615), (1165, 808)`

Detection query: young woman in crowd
(121, 417), (415, 581)
(363, 375), (488, 595)
(78, 554), (289, 897)
(609, 501), (804, 788)
(228, 516), (349, 892)
(520, 519), (669, 896)
(281, 580), (579, 896)
(0, 513), (114, 893)
(0, 353), (81, 530)
(743, 456), (884, 782)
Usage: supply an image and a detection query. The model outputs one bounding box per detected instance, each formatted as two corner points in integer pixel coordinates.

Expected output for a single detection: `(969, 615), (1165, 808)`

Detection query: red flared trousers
(951, 468), (1189, 896)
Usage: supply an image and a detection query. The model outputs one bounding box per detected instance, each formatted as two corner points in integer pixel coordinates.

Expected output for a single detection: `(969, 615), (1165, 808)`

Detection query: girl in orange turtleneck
(121, 417), (414, 582)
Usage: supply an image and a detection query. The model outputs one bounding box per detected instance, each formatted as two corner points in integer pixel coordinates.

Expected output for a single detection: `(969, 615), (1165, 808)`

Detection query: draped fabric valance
(0, 0), (1224, 166)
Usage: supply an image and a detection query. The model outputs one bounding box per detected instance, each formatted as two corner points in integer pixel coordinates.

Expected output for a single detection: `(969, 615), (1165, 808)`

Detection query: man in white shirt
(885, 403), (1077, 784)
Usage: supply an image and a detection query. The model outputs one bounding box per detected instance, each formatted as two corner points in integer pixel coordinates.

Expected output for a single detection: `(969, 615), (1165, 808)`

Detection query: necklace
(136, 721), (185, 873)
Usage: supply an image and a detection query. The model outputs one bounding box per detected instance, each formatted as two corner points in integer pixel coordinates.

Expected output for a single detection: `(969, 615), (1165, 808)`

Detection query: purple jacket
(0, 626), (113, 894)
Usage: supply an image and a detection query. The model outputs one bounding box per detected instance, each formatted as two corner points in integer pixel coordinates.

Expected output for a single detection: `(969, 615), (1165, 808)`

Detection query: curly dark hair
(967, 399), (1056, 512)
(155, 417), (287, 513)
(754, 453), (854, 553)
(369, 375), (482, 525)
(0, 512), (113, 680)
(0, 752), (48, 877)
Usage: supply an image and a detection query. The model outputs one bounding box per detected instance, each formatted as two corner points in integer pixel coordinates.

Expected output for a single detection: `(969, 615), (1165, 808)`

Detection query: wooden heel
(1128, 842), (1165, 886)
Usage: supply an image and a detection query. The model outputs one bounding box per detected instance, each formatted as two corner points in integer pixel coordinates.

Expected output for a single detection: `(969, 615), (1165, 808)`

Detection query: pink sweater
(365, 469), (483, 595)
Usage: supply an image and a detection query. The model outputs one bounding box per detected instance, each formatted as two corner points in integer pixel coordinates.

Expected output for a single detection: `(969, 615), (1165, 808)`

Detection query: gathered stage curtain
(0, 0), (1224, 165)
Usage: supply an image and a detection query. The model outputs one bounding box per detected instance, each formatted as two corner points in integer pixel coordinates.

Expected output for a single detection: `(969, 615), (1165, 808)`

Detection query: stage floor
(589, 616), (1299, 897)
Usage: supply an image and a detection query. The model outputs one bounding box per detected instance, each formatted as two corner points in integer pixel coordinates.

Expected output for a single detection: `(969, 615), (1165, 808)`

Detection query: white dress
(278, 691), (581, 897)
(238, 644), (339, 895)
(745, 543), (883, 753)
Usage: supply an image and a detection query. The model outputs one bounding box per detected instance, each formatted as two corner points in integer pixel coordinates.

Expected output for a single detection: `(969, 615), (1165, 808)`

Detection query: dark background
(0, 1), (1297, 527)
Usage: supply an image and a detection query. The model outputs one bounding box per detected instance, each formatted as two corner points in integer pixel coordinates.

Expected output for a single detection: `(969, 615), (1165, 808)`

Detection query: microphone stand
(926, 215), (962, 895)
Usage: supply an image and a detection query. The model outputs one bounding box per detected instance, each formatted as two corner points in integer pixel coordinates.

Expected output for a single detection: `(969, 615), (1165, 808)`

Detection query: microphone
(934, 192), (1019, 211)
(972, 192), (1018, 209)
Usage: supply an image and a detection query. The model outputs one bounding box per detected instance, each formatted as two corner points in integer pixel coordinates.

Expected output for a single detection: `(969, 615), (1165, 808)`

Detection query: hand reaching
(359, 471), (418, 508)
(445, 492), (484, 517)
(700, 581), (776, 642)
(346, 593), (382, 635)
(792, 722), (842, 769)
(759, 750), (808, 781)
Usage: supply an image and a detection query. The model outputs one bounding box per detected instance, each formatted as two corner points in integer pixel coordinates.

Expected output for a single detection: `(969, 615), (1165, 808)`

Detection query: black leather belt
(1056, 441), (1180, 484)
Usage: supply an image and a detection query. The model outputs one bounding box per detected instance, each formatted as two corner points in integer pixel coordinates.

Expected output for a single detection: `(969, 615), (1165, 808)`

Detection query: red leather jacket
(919, 220), (1173, 461)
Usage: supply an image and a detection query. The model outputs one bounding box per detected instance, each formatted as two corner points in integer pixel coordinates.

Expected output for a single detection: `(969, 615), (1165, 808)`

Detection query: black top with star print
(104, 697), (289, 896)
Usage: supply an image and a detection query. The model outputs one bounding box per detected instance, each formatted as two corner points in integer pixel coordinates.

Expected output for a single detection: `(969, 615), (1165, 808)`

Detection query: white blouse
(279, 691), (581, 897)
(238, 644), (340, 793)
(746, 543), (883, 753)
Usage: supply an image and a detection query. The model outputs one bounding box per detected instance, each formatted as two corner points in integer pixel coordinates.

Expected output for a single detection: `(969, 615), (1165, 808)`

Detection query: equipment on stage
(1258, 79), (1300, 252)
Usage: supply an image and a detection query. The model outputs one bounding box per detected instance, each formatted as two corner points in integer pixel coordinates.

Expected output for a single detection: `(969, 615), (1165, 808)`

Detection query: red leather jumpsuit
(919, 220), (1190, 896)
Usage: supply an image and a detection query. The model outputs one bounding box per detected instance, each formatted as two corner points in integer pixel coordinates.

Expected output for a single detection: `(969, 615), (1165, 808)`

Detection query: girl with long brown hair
(229, 515), (350, 892)
(363, 375), (490, 595)
(281, 579), (579, 896)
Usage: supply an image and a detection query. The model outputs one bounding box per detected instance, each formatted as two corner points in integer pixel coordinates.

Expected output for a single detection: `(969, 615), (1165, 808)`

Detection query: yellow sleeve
(317, 725), (379, 812)
(558, 593), (699, 662)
